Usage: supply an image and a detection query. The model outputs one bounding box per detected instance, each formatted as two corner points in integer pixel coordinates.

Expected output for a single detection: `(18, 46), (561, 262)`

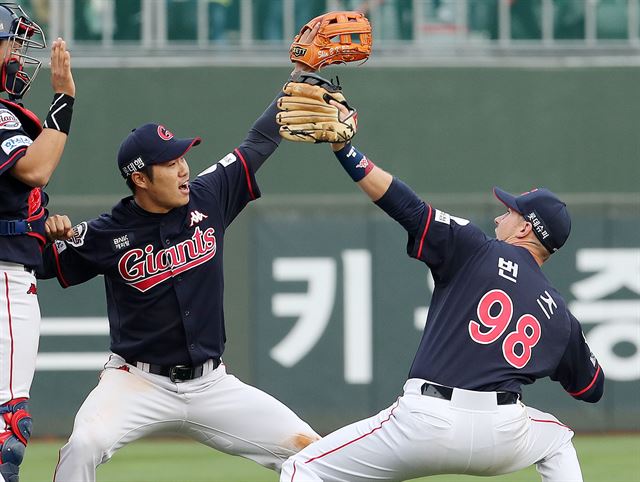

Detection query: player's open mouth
(179, 181), (190, 194)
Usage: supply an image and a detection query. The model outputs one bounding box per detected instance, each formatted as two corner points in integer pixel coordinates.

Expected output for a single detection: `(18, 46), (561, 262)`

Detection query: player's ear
(130, 171), (148, 190)
(518, 219), (533, 239)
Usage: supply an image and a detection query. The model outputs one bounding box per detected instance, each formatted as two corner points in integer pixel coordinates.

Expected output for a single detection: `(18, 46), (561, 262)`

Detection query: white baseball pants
(281, 379), (583, 482)
(0, 262), (40, 404)
(53, 354), (319, 482)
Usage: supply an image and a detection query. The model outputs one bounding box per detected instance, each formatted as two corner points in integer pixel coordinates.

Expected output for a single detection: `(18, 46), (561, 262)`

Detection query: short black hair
(125, 165), (153, 194)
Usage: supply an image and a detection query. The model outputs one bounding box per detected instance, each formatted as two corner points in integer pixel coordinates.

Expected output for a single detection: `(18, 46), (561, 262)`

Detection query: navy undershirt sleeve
(238, 92), (284, 173)
(551, 313), (605, 403)
(374, 177), (427, 237)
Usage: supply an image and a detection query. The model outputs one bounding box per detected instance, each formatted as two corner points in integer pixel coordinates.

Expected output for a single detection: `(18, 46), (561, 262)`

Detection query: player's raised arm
(330, 139), (392, 201)
(235, 22), (320, 174)
(10, 37), (75, 186)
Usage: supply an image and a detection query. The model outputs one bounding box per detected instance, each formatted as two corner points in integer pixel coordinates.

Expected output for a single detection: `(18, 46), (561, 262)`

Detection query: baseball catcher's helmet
(0, 2), (45, 100)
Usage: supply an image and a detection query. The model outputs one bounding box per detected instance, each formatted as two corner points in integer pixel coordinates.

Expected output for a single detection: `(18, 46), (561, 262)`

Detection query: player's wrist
(43, 93), (74, 135)
(333, 143), (374, 182)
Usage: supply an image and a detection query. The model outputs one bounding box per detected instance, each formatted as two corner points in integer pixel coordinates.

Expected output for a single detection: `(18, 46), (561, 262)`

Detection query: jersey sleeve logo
(67, 222), (88, 247)
(0, 109), (22, 130)
(1, 135), (32, 154)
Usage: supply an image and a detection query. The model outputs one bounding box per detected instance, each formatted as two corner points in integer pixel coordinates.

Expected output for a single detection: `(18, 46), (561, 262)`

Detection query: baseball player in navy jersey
(0, 2), (75, 480)
(278, 105), (605, 481)
(39, 26), (323, 482)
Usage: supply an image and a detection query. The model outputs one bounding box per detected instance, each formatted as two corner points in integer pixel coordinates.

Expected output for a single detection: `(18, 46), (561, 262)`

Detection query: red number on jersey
(468, 289), (512, 344)
(468, 291), (542, 368)
(502, 314), (541, 369)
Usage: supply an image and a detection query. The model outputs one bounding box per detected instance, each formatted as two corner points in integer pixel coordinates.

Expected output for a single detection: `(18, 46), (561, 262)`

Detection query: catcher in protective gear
(277, 72), (357, 144)
(290, 11), (372, 70)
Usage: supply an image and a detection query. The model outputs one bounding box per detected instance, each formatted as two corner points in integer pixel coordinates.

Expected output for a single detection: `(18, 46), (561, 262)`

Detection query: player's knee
(65, 421), (112, 461)
(0, 398), (33, 482)
(290, 432), (320, 451)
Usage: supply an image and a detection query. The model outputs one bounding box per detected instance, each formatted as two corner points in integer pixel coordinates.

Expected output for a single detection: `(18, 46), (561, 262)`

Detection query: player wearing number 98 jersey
(407, 188), (597, 394)
(280, 141), (604, 482)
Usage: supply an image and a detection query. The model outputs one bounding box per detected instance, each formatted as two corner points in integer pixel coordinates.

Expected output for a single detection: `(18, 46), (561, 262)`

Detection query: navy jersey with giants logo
(0, 100), (48, 267)
(38, 148), (259, 366)
(376, 178), (604, 401)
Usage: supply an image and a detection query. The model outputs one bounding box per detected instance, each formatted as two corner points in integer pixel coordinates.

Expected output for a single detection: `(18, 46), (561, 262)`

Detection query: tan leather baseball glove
(277, 72), (357, 144)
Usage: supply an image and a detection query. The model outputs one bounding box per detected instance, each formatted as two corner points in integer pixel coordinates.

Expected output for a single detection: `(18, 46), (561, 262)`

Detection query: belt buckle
(169, 365), (192, 383)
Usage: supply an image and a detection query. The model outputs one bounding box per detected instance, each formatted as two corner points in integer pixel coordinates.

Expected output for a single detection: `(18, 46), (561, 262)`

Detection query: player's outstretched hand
(291, 21), (320, 75)
(50, 38), (75, 97)
(45, 214), (74, 241)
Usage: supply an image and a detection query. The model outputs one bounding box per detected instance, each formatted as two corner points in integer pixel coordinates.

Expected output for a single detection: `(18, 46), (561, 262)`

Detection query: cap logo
(157, 125), (174, 140)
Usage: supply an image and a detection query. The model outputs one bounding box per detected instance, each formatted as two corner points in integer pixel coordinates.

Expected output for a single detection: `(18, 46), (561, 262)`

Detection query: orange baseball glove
(290, 11), (372, 70)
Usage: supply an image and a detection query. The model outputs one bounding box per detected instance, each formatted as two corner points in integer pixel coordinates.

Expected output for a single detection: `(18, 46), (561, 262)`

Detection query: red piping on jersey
(568, 365), (601, 397)
(290, 461), (297, 480)
(233, 148), (256, 200)
(416, 204), (433, 259)
(294, 399), (400, 474)
(4, 273), (15, 399)
(52, 244), (70, 288)
(530, 417), (571, 430)
(0, 146), (28, 172)
(27, 231), (47, 247)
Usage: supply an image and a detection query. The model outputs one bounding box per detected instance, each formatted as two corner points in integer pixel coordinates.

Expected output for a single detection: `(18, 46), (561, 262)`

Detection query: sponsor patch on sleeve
(54, 240), (67, 253)
(0, 110), (22, 130)
(434, 209), (470, 226)
(434, 209), (451, 225)
(1, 135), (32, 154)
(219, 152), (237, 167)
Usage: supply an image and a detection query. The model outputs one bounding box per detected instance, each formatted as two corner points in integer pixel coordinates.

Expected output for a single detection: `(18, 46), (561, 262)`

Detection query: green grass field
(20, 434), (640, 482)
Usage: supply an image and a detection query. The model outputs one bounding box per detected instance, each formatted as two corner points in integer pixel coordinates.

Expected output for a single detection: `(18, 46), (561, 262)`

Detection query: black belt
(421, 383), (520, 405)
(126, 358), (220, 382)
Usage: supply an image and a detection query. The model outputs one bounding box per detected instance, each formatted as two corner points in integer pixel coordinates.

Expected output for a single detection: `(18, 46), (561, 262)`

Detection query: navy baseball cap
(493, 187), (571, 253)
(117, 123), (201, 178)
